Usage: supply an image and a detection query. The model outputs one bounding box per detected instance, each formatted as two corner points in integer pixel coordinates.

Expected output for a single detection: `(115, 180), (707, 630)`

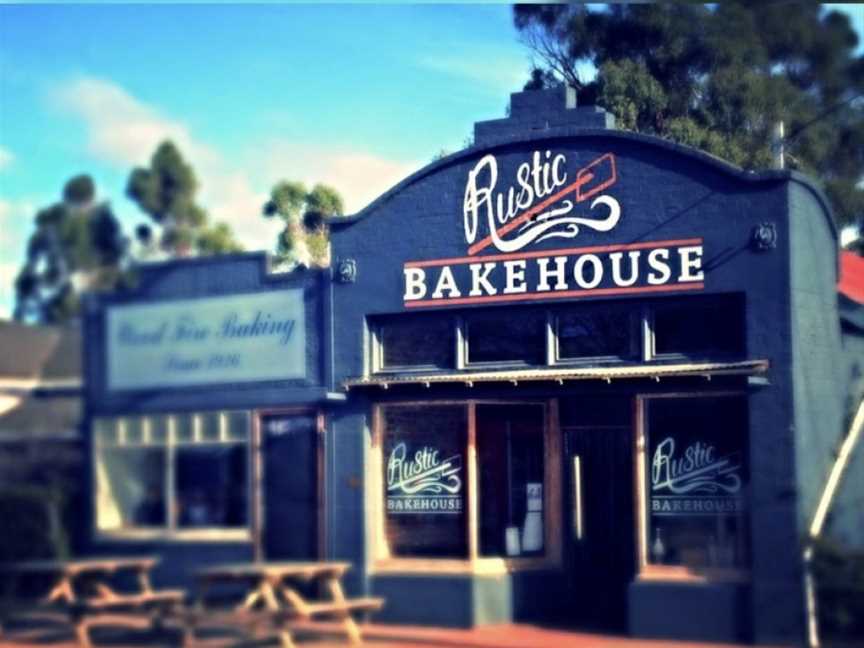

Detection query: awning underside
(344, 359), (770, 390)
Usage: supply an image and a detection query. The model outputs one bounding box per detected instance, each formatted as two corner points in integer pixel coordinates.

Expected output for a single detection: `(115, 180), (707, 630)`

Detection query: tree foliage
(14, 175), (127, 323)
(127, 141), (242, 256)
(514, 3), (864, 229)
(262, 181), (345, 268)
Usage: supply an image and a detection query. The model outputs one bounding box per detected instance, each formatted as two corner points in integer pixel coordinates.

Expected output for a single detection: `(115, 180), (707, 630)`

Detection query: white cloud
(258, 142), (419, 214)
(52, 76), (420, 253)
(0, 262), (17, 319)
(418, 54), (528, 94)
(53, 78), (212, 168)
(0, 197), (37, 318)
(0, 146), (13, 171)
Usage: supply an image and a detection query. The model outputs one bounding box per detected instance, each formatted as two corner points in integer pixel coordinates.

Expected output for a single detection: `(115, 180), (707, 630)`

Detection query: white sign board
(107, 290), (306, 390)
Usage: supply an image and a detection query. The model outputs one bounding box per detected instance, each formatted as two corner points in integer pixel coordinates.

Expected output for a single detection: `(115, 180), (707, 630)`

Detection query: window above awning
(344, 359), (769, 390)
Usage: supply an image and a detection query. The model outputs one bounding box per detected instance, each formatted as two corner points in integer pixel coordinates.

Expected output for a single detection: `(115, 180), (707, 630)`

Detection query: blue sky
(0, 3), (862, 319)
(0, 3), (534, 318)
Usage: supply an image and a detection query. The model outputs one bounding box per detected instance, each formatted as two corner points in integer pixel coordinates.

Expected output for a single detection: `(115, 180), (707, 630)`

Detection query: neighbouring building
(81, 87), (858, 645)
(0, 320), (84, 555)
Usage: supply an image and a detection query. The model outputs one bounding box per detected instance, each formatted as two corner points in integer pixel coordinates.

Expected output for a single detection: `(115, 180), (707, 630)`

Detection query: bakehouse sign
(403, 151), (705, 308)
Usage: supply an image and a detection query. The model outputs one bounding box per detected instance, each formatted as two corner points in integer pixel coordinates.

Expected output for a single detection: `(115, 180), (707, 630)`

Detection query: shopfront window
(94, 411), (250, 537)
(555, 304), (637, 361)
(375, 314), (455, 371)
(465, 310), (546, 365)
(375, 401), (558, 571)
(643, 396), (749, 572)
(652, 294), (745, 358)
(382, 404), (468, 558)
(477, 404), (545, 557)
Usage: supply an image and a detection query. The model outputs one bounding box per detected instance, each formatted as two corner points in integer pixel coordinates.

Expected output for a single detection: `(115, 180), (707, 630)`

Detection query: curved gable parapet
(332, 126), (837, 241)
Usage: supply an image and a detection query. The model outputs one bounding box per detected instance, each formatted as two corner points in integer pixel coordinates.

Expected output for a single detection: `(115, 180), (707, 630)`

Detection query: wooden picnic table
(0, 556), (185, 648)
(190, 561), (383, 648)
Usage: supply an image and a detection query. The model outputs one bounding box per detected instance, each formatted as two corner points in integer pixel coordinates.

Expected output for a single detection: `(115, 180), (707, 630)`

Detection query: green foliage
(598, 59), (667, 132)
(14, 176), (128, 324)
(196, 222), (244, 255)
(812, 537), (864, 640)
(263, 180), (345, 268)
(62, 174), (95, 206)
(127, 140), (242, 257)
(514, 3), (864, 229)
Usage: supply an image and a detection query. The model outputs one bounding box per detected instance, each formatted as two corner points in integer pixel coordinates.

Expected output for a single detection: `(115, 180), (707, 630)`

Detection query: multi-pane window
(370, 294), (745, 373)
(377, 401), (552, 565)
(465, 310), (546, 365)
(376, 314), (455, 370)
(555, 303), (638, 361)
(382, 405), (468, 558)
(643, 396), (749, 571)
(476, 404), (546, 557)
(652, 294), (745, 358)
(94, 411), (250, 535)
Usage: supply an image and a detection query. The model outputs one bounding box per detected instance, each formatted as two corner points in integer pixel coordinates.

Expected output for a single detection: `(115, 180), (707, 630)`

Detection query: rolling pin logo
(463, 151), (619, 255)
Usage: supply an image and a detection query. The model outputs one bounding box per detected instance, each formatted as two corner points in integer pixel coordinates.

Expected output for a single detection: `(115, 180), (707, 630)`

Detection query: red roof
(839, 251), (864, 303)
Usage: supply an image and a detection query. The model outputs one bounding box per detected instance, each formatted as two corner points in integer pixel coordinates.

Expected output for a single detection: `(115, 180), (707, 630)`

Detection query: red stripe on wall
(404, 282), (705, 309)
(404, 238), (704, 269)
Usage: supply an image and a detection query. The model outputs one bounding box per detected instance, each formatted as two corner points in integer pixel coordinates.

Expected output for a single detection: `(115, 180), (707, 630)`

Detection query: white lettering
(469, 262), (498, 297)
(573, 254), (603, 289)
(403, 267), (427, 301)
(610, 251), (641, 287)
(503, 260), (527, 294)
(678, 245), (704, 282)
(647, 248), (672, 285)
(537, 256), (569, 292)
(432, 266), (462, 299)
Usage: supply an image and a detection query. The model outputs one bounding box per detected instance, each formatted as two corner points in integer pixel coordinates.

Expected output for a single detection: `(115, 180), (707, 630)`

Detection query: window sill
(95, 528), (252, 543)
(637, 565), (750, 584)
(372, 556), (560, 576)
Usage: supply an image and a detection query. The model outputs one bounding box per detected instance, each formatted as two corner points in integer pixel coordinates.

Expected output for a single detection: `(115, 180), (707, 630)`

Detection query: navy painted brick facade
(329, 89), (842, 644)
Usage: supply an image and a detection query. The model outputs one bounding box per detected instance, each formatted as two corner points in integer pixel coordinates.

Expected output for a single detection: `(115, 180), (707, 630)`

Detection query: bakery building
(82, 87), (854, 645)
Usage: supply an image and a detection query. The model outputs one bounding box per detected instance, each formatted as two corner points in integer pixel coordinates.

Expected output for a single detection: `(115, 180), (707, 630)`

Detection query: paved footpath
(0, 619), (792, 648)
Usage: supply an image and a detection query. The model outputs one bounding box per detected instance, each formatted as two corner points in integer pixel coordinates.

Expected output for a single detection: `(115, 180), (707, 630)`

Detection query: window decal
(386, 442), (463, 514)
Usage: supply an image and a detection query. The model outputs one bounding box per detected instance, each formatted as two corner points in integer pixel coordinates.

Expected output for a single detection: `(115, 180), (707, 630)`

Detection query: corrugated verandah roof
(344, 359), (769, 389)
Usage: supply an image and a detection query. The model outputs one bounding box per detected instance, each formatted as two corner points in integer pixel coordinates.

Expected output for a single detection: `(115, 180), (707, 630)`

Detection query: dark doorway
(262, 412), (319, 560)
(561, 395), (635, 632)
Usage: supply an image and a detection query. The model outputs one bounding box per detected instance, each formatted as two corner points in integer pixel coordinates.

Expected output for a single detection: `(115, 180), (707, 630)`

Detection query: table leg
(45, 575), (76, 604)
(241, 581), (265, 610)
(73, 616), (92, 648)
(324, 577), (362, 646)
(136, 567), (154, 594)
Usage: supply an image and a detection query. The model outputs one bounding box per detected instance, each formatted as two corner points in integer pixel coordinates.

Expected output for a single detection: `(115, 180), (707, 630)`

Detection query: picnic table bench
(0, 556), (185, 648)
(187, 561), (383, 648)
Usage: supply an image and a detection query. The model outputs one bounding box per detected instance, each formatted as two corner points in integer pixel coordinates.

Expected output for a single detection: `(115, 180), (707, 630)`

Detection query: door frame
(253, 407), (326, 561)
(560, 394), (637, 631)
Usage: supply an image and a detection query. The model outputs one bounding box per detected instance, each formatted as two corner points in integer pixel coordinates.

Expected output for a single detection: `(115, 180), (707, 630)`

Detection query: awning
(344, 359), (770, 390)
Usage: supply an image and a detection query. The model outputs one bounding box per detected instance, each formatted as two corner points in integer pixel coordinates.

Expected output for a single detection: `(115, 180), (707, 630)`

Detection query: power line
(786, 92), (864, 144)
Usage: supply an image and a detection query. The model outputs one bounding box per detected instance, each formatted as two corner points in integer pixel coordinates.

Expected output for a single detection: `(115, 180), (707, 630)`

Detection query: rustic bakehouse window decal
(382, 405), (468, 558)
(650, 437), (744, 516)
(645, 396), (750, 571)
(386, 442), (464, 514)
